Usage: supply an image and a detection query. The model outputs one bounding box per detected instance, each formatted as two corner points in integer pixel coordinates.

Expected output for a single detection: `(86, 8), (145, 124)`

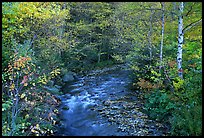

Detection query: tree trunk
(160, 2), (165, 72)
(90, 18), (92, 45)
(98, 45), (101, 63)
(11, 91), (19, 136)
(98, 27), (104, 63)
(148, 10), (153, 65)
(177, 2), (184, 79)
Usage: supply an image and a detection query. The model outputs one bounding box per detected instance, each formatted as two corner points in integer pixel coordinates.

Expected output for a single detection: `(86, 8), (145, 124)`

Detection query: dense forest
(2, 2), (202, 136)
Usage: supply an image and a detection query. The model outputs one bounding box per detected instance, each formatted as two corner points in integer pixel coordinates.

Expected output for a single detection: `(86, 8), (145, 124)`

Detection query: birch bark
(160, 2), (165, 72)
(177, 2), (184, 79)
(148, 10), (153, 65)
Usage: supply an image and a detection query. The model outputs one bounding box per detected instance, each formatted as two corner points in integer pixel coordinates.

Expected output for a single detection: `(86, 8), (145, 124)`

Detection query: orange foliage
(168, 60), (177, 68)
(137, 78), (164, 91)
(188, 63), (196, 68)
(137, 79), (153, 91)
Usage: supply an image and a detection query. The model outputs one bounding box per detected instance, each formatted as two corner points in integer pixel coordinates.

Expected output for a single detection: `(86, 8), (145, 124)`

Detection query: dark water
(56, 68), (168, 136)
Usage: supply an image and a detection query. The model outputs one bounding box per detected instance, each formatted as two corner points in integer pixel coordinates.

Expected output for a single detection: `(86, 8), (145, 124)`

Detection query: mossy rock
(44, 86), (60, 94)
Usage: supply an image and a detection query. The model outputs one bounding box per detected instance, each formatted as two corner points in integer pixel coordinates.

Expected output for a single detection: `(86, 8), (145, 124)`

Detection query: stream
(56, 65), (168, 136)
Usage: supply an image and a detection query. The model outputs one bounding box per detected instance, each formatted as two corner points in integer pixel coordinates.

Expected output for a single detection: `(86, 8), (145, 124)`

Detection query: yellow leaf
(20, 93), (26, 99)
(31, 102), (35, 105)
(53, 120), (56, 125)
(24, 83), (28, 86)
(36, 124), (40, 129)
(25, 114), (29, 118)
(31, 128), (35, 133)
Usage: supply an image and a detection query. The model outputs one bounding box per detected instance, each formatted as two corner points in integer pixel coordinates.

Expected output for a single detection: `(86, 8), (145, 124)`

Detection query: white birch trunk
(148, 10), (153, 64)
(177, 2), (184, 79)
(160, 2), (165, 72)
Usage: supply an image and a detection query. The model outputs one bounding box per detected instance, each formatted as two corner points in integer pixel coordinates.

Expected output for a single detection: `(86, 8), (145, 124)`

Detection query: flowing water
(56, 66), (168, 136)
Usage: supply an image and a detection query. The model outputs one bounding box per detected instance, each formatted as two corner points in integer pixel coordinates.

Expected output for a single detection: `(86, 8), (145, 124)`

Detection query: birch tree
(160, 2), (165, 72)
(177, 2), (184, 79)
(148, 10), (154, 65)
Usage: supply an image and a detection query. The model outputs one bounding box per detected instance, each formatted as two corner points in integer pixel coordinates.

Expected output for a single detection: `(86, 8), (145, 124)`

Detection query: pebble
(111, 106), (120, 109)
(150, 125), (155, 129)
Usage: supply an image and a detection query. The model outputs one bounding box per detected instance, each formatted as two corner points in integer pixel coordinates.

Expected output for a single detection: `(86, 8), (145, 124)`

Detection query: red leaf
(21, 75), (28, 84)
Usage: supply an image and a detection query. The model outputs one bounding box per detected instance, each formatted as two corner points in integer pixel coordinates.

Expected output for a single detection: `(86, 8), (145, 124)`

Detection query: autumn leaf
(20, 93), (26, 99)
(21, 75), (28, 84)
(36, 124), (40, 129)
(25, 114), (29, 118)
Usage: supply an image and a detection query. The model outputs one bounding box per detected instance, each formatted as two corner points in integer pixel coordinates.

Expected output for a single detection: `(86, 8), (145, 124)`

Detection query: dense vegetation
(2, 2), (202, 136)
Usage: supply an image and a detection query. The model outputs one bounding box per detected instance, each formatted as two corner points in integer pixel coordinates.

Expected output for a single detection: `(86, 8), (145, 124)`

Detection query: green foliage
(2, 40), (61, 136)
(173, 77), (185, 91)
(112, 54), (124, 63)
(170, 104), (202, 136)
(144, 90), (176, 122)
(2, 43), (35, 135)
(125, 2), (201, 136)
(2, 99), (13, 112)
(143, 62), (202, 136)
(94, 60), (115, 69)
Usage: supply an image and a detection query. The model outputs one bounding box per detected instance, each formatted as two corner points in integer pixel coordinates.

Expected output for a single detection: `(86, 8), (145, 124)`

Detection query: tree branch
(143, 8), (162, 11)
(183, 18), (202, 33)
(163, 66), (174, 92)
(185, 3), (195, 17)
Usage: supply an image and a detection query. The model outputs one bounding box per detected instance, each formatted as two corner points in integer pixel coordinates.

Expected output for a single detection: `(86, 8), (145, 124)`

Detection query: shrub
(2, 40), (61, 136)
(144, 90), (176, 122)
(170, 104), (202, 136)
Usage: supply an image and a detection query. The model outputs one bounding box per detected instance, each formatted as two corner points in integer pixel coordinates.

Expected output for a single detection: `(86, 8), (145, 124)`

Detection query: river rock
(62, 71), (77, 82)
(55, 85), (62, 89)
(44, 86), (60, 94)
(47, 80), (55, 86)
(103, 100), (111, 106)
(111, 105), (121, 110)
(109, 110), (117, 115)
(98, 108), (104, 112)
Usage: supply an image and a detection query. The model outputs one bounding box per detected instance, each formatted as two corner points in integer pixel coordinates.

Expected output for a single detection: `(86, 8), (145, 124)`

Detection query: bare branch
(14, 103), (27, 119)
(143, 8), (162, 11)
(183, 18), (202, 33)
(185, 3), (195, 17)
(163, 66), (174, 92)
(30, 34), (37, 46)
(170, 11), (177, 16)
